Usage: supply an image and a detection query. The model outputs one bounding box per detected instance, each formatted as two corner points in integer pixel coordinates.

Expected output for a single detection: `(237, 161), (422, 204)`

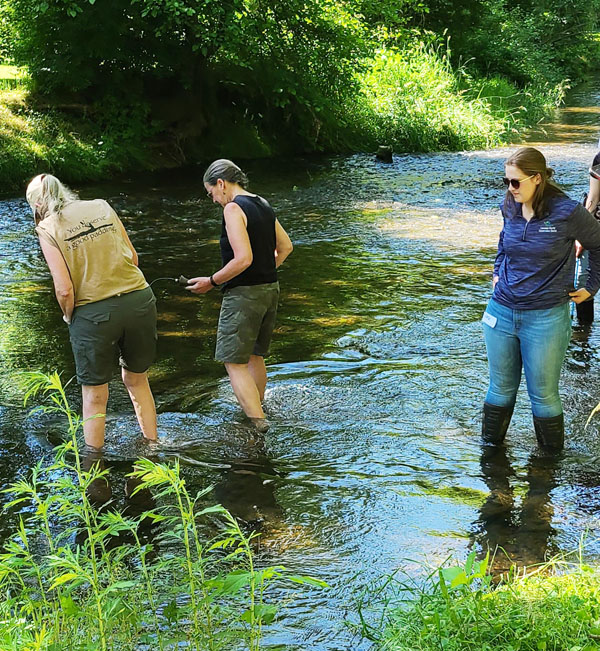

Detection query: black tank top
(220, 195), (277, 289)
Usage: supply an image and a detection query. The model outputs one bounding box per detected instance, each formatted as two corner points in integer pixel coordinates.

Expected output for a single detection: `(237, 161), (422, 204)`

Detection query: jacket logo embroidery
(539, 220), (557, 233)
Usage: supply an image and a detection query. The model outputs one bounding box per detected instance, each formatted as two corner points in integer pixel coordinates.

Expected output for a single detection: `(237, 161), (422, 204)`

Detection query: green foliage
(334, 45), (506, 152)
(0, 371), (326, 650)
(0, 0), (15, 63)
(0, 88), (152, 195)
(0, 0), (598, 183)
(0, 64), (26, 89)
(360, 551), (600, 650)
(5, 0), (368, 149)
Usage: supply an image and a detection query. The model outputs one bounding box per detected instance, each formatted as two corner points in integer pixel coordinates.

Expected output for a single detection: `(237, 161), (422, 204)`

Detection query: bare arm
(39, 237), (75, 322)
(586, 175), (600, 216)
(274, 219), (293, 268)
(187, 202), (253, 294)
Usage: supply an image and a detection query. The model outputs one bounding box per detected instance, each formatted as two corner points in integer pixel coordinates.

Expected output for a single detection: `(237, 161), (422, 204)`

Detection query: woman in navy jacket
(482, 146), (600, 449)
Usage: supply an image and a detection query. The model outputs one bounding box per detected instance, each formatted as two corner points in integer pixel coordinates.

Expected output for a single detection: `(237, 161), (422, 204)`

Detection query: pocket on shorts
(218, 302), (243, 336)
(133, 293), (157, 316)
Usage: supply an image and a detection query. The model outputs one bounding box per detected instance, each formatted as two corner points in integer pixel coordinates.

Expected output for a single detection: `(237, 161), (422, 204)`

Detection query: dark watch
(209, 274), (219, 287)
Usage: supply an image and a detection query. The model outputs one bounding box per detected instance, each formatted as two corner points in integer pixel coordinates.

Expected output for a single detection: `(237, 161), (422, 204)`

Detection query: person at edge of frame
(186, 159), (293, 434)
(481, 146), (600, 450)
(574, 142), (600, 324)
(27, 174), (158, 450)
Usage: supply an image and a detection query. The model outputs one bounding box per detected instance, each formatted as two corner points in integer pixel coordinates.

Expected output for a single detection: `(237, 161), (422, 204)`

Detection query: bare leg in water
(225, 361), (269, 432)
(121, 368), (158, 442)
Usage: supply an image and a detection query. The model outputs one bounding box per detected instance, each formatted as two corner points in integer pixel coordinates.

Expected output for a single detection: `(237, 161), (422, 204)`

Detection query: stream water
(1, 79), (600, 649)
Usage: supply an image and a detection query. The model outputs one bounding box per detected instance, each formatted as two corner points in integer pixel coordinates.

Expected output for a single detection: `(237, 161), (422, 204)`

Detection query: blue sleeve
(568, 203), (600, 295)
(493, 228), (505, 277)
(493, 208), (506, 277)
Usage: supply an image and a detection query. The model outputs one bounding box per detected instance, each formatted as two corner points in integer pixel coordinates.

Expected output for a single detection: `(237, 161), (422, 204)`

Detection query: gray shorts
(69, 286), (157, 385)
(215, 282), (280, 364)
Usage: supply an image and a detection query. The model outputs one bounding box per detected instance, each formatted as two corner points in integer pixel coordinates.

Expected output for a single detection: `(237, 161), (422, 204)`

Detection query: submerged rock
(376, 145), (393, 162)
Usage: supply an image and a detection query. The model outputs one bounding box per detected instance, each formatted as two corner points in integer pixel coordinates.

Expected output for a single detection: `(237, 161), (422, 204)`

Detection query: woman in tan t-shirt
(27, 174), (158, 450)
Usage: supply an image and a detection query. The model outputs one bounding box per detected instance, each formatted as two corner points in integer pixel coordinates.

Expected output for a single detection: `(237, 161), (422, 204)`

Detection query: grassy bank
(0, 85), (154, 196)
(0, 46), (572, 196)
(363, 551), (600, 650)
(334, 44), (565, 152)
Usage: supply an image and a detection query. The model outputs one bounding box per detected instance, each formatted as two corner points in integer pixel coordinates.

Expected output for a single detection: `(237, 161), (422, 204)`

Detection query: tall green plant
(0, 371), (326, 649)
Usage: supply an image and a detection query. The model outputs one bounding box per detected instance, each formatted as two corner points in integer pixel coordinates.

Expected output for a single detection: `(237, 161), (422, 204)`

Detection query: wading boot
(533, 413), (564, 451)
(576, 299), (594, 325)
(482, 403), (514, 445)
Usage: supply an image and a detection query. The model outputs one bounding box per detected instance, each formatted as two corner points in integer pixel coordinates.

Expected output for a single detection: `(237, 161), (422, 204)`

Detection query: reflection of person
(474, 445), (559, 573)
(187, 160), (293, 432)
(574, 146), (600, 324)
(482, 147), (600, 449)
(27, 174), (158, 449)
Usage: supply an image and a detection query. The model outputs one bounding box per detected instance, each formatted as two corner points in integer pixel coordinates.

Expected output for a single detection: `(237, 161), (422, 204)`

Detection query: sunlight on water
(1, 80), (600, 648)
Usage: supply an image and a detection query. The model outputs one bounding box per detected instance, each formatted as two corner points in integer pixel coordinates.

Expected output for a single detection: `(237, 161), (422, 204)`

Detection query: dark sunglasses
(502, 174), (534, 189)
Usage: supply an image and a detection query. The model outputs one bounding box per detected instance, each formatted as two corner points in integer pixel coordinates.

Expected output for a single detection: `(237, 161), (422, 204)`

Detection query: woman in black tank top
(187, 160), (293, 433)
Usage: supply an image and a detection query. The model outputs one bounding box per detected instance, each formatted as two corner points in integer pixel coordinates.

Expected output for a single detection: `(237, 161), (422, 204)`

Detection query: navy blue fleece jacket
(492, 194), (600, 309)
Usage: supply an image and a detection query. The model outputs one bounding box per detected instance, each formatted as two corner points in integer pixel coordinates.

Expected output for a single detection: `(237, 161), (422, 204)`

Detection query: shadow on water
(1, 79), (600, 648)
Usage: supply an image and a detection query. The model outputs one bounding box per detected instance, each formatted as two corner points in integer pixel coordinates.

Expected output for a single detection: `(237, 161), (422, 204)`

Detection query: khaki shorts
(215, 283), (280, 364)
(69, 287), (157, 385)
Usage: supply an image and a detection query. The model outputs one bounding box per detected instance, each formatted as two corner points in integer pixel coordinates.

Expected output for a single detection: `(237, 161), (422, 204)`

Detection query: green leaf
(50, 572), (80, 589)
(464, 550), (475, 575)
(104, 580), (138, 592)
(440, 567), (462, 583)
(450, 571), (468, 589)
(163, 599), (179, 623)
(240, 603), (279, 624)
(286, 574), (329, 588)
(60, 595), (79, 617)
(221, 570), (252, 595)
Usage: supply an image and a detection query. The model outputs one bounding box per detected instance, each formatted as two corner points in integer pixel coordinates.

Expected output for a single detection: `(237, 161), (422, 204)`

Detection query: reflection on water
(474, 445), (561, 573)
(522, 78), (600, 145)
(1, 80), (600, 648)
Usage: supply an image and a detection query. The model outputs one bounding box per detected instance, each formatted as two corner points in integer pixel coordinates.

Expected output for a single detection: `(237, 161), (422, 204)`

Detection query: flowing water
(1, 79), (600, 649)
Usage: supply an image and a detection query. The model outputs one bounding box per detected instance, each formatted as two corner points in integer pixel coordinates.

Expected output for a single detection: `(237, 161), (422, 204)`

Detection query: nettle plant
(0, 371), (326, 651)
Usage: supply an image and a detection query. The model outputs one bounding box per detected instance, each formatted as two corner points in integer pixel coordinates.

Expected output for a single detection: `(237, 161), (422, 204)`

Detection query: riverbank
(0, 46), (573, 197)
(370, 552), (600, 650)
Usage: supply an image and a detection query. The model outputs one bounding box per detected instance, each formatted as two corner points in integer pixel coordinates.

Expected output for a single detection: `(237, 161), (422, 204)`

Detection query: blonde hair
(26, 174), (78, 224)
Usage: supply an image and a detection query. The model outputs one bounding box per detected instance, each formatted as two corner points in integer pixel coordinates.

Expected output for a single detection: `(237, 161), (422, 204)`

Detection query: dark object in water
(533, 413), (564, 450)
(481, 402), (513, 445)
(576, 298), (594, 324)
(376, 145), (393, 163)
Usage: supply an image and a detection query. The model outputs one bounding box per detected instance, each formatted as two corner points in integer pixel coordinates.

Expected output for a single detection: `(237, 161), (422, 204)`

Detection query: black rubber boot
(533, 413), (564, 450)
(576, 299), (594, 325)
(482, 403), (514, 445)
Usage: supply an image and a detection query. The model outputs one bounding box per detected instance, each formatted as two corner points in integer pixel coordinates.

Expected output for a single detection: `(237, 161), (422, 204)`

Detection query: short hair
(203, 159), (248, 188)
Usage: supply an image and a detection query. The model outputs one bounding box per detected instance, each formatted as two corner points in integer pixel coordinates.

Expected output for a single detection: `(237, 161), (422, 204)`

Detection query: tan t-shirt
(36, 199), (148, 307)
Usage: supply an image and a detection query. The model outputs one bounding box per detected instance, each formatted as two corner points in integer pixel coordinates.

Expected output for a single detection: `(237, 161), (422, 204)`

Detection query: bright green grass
(369, 551), (600, 650)
(336, 44), (563, 153)
(0, 64), (27, 89)
(0, 88), (148, 195)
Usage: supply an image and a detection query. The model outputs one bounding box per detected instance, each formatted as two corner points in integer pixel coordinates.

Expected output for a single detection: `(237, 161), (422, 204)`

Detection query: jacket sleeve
(493, 210), (506, 277)
(493, 229), (505, 277)
(569, 204), (600, 295)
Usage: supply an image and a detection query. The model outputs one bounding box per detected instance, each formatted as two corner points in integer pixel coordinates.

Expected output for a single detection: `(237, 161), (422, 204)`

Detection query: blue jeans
(482, 298), (571, 418)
